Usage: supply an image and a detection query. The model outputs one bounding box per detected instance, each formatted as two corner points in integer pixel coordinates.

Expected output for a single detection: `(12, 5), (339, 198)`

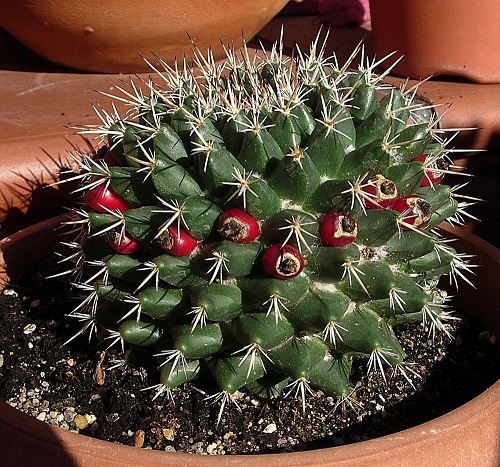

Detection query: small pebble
(2, 289), (18, 297)
(64, 409), (76, 423)
(85, 414), (97, 425)
(74, 414), (89, 430)
(478, 331), (491, 340)
(23, 324), (36, 334)
(106, 413), (119, 423)
(163, 428), (175, 441)
(94, 366), (105, 385)
(206, 443), (218, 454)
(134, 430), (145, 448)
(263, 423), (277, 434)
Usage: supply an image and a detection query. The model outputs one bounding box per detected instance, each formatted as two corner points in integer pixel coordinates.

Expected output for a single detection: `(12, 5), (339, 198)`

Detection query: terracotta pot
(369, 0), (500, 83)
(0, 0), (289, 73)
(0, 217), (498, 466)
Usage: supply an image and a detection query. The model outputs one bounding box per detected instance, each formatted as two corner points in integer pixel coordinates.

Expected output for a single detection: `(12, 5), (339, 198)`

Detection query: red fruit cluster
(216, 208), (306, 281)
(84, 181), (142, 254)
(86, 158), (434, 279)
(358, 173), (432, 231)
(262, 212), (359, 280)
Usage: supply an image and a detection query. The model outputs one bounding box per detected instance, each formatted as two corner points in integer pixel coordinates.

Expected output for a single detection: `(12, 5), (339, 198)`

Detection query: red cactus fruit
(218, 208), (260, 243)
(393, 195), (432, 230)
(262, 244), (304, 280)
(156, 226), (198, 256)
(84, 182), (131, 213)
(319, 212), (358, 246)
(413, 154), (448, 187)
(362, 174), (398, 209)
(105, 230), (142, 254)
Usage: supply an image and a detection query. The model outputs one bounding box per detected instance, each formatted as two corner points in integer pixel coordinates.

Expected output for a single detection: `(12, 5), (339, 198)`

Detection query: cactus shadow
(0, 27), (83, 73)
(0, 141), (93, 240)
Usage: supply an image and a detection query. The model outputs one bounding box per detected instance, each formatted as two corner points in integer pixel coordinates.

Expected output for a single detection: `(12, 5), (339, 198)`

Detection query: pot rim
(0, 216), (499, 466)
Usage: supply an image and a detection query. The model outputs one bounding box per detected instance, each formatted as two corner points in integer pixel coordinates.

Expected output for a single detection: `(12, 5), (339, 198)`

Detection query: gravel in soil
(0, 260), (498, 455)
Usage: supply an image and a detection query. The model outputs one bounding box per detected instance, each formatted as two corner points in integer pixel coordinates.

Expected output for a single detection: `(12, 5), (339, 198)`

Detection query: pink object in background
(318, 0), (370, 26)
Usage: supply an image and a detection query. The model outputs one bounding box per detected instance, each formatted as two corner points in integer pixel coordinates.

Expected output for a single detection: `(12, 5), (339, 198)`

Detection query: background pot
(0, 217), (498, 466)
(0, 0), (289, 73)
(369, 0), (500, 83)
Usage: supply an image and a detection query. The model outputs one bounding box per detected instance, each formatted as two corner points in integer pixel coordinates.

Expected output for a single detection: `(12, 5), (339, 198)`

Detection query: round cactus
(59, 35), (475, 416)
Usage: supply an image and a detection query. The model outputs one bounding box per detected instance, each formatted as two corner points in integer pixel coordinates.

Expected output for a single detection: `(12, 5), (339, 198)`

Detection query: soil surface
(0, 257), (498, 455)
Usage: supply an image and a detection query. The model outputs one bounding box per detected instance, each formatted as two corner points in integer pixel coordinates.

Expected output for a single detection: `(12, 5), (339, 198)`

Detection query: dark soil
(0, 255), (498, 455)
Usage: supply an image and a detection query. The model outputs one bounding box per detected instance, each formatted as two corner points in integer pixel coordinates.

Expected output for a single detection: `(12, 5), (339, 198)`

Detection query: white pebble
(3, 289), (18, 297)
(206, 443), (218, 454)
(23, 323), (36, 334)
(85, 414), (97, 425)
(263, 423), (277, 434)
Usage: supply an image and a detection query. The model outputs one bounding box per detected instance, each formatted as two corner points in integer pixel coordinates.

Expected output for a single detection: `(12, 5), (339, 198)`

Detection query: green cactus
(59, 36), (475, 417)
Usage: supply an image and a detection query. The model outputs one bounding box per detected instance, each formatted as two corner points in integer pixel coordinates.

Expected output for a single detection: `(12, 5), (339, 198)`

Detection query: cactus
(58, 35), (475, 417)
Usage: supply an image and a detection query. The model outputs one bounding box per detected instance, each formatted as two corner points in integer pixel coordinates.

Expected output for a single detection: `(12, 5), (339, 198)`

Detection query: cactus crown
(59, 34), (475, 417)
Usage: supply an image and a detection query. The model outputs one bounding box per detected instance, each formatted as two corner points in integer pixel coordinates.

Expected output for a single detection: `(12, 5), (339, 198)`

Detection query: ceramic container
(0, 0), (289, 72)
(0, 217), (498, 466)
(369, 0), (500, 83)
